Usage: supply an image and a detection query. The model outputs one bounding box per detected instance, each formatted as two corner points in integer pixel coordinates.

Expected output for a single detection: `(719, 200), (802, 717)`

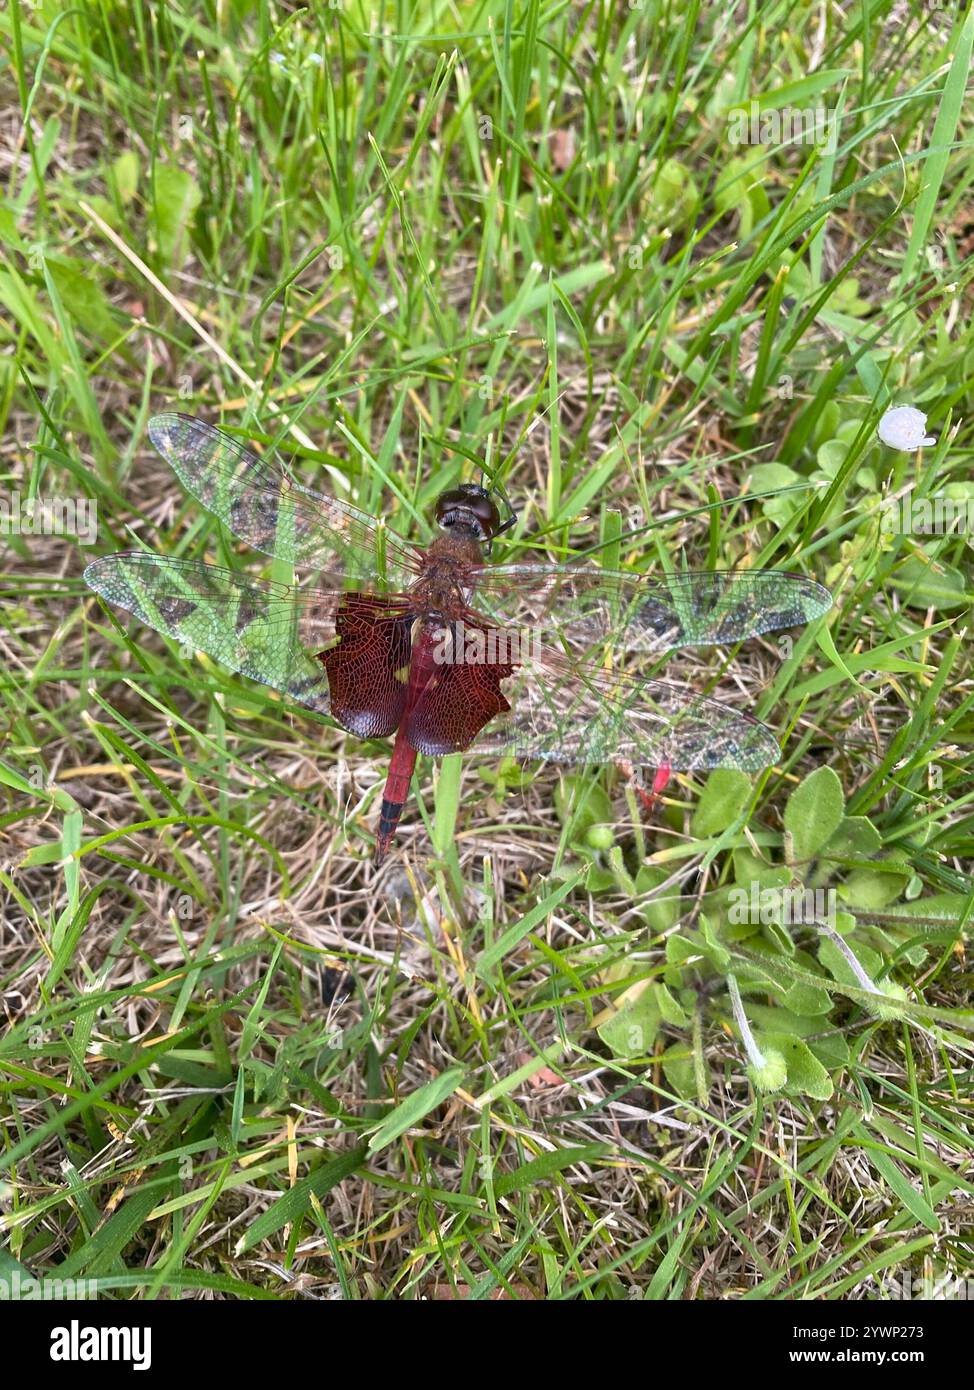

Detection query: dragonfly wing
(320, 594), (414, 738)
(472, 565), (832, 653)
(404, 620), (516, 756)
(84, 553), (413, 724)
(148, 413), (423, 587)
(462, 648), (781, 772)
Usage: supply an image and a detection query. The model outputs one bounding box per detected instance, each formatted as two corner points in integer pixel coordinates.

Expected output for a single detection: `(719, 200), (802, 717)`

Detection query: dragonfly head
(434, 483), (502, 543)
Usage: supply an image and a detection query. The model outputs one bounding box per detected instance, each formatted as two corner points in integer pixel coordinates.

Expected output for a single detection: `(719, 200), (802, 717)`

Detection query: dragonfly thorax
(414, 533), (481, 616)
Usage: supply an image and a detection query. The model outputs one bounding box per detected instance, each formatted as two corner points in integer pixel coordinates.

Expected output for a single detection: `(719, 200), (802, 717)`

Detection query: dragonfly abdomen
(373, 622), (442, 864)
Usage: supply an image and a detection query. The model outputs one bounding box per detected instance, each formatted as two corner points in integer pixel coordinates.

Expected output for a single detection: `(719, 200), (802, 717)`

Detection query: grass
(1, 0), (974, 1301)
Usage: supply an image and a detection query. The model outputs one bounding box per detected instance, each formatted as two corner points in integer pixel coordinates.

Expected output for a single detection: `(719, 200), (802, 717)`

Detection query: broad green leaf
(554, 777), (613, 839)
(112, 149), (139, 203)
(50, 258), (119, 341)
(783, 981), (832, 1016)
(655, 157), (699, 227)
(841, 862), (911, 910)
(784, 766), (845, 863)
(0, 205), (26, 251)
(714, 156), (770, 237)
(827, 816), (882, 858)
(152, 165), (202, 266)
(661, 1042), (709, 1103)
(699, 915), (731, 970)
(665, 935), (698, 967)
(815, 440), (847, 477)
(750, 462), (804, 526)
(732, 848), (793, 892)
(635, 864), (683, 932)
(818, 930), (882, 990)
(654, 982), (688, 1027)
(759, 1032), (834, 1100)
(0, 1248), (34, 1283)
(691, 768), (752, 837)
(870, 893), (968, 935)
(597, 987), (660, 1058)
(747, 1004), (821, 1037)
(808, 1033), (851, 1070)
(888, 556), (970, 610)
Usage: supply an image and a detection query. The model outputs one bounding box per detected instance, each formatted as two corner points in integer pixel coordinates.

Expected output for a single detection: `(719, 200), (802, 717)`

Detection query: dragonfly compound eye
(435, 484), (501, 540)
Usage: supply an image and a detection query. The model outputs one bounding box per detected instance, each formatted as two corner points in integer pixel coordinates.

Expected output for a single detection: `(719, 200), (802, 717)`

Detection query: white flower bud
(877, 406), (936, 451)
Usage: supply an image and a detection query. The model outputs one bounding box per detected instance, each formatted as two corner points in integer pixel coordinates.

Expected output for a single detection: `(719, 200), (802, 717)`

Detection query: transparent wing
(148, 413), (423, 587)
(471, 565), (832, 653)
(84, 553), (411, 717)
(462, 644), (781, 772)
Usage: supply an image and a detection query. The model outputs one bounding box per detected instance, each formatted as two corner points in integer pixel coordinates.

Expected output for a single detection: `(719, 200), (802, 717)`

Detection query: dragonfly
(84, 414), (832, 865)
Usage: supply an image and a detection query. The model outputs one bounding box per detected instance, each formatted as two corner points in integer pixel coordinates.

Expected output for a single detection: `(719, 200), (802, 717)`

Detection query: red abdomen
(373, 624), (439, 864)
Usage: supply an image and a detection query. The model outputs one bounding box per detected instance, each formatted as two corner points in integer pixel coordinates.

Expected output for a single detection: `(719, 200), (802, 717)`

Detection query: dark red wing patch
(318, 595), (414, 738)
(405, 625), (514, 755)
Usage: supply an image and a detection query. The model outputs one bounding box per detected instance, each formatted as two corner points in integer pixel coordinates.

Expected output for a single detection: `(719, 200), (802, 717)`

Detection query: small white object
(877, 405), (936, 451)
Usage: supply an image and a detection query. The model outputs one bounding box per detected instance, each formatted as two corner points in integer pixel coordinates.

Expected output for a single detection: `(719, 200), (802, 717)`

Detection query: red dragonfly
(84, 414), (832, 864)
